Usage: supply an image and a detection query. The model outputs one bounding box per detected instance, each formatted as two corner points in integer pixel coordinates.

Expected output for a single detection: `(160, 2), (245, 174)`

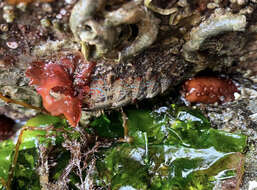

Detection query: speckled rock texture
(0, 0), (257, 188)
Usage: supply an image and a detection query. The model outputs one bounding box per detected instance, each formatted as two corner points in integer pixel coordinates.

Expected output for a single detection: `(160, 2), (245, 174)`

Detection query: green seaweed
(90, 112), (123, 138)
(10, 149), (41, 190)
(0, 114), (66, 190)
(25, 114), (66, 128)
(94, 105), (247, 190)
(0, 106), (248, 190)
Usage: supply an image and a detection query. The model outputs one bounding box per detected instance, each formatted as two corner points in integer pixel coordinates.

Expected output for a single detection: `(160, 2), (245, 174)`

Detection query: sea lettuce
(94, 106), (247, 190)
(0, 106), (247, 190)
(0, 114), (67, 190)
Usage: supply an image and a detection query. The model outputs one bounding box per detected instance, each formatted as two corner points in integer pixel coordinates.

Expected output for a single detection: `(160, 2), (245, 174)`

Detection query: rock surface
(0, 1), (257, 188)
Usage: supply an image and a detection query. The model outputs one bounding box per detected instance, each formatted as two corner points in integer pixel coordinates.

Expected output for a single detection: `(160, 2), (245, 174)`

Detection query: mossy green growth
(25, 114), (66, 128)
(10, 149), (41, 190)
(94, 105), (247, 190)
(0, 107), (248, 190)
(0, 114), (66, 190)
(90, 112), (124, 138)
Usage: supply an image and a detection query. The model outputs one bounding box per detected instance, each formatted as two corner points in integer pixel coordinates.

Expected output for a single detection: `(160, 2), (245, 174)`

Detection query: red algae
(182, 76), (239, 104)
(26, 55), (95, 127)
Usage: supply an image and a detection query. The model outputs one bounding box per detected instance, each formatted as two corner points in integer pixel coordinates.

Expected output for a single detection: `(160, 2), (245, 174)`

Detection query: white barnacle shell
(69, 0), (160, 61)
(183, 9), (247, 62)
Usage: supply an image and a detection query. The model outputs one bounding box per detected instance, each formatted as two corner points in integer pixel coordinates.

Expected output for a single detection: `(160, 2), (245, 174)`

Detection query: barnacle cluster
(69, 0), (160, 61)
(183, 8), (247, 63)
(144, 0), (194, 26)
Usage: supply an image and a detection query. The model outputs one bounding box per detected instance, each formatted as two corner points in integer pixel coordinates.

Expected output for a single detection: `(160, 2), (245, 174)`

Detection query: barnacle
(168, 0), (194, 26)
(69, 0), (118, 60)
(144, 0), (177, 15)
(69, 0), (160, 61)
(183, 9), (247, 63)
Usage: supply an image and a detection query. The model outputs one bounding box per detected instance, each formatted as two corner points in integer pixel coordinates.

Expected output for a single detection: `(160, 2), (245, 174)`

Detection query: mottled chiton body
(25, 49), (192, 126)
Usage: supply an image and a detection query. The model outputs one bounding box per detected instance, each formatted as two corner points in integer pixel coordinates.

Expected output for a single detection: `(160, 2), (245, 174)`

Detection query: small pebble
(3, 5), (15, 23)
(6, 41), (18, 49)
(60, 9), (67, 15)
(207, 3), (219, 9)
(40, 18), (51, 28)
(234, 92), (241, 100)
(237, 0), (247, 5)
(16, 2), (27, 12)
(65, 0), (76, 4)
(56, 14), (62, 19)
(0, 24), (9, 32)
(214, 0), (221, 3)
(248, 181), (257, 190)
(42, 3), (52, 13)
(239, 6), (254, 15)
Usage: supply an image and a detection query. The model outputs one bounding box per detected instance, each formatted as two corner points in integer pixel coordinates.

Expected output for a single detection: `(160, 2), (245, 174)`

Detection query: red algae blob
(182, 76), (239, 104)
(26, 55), (95, 127)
